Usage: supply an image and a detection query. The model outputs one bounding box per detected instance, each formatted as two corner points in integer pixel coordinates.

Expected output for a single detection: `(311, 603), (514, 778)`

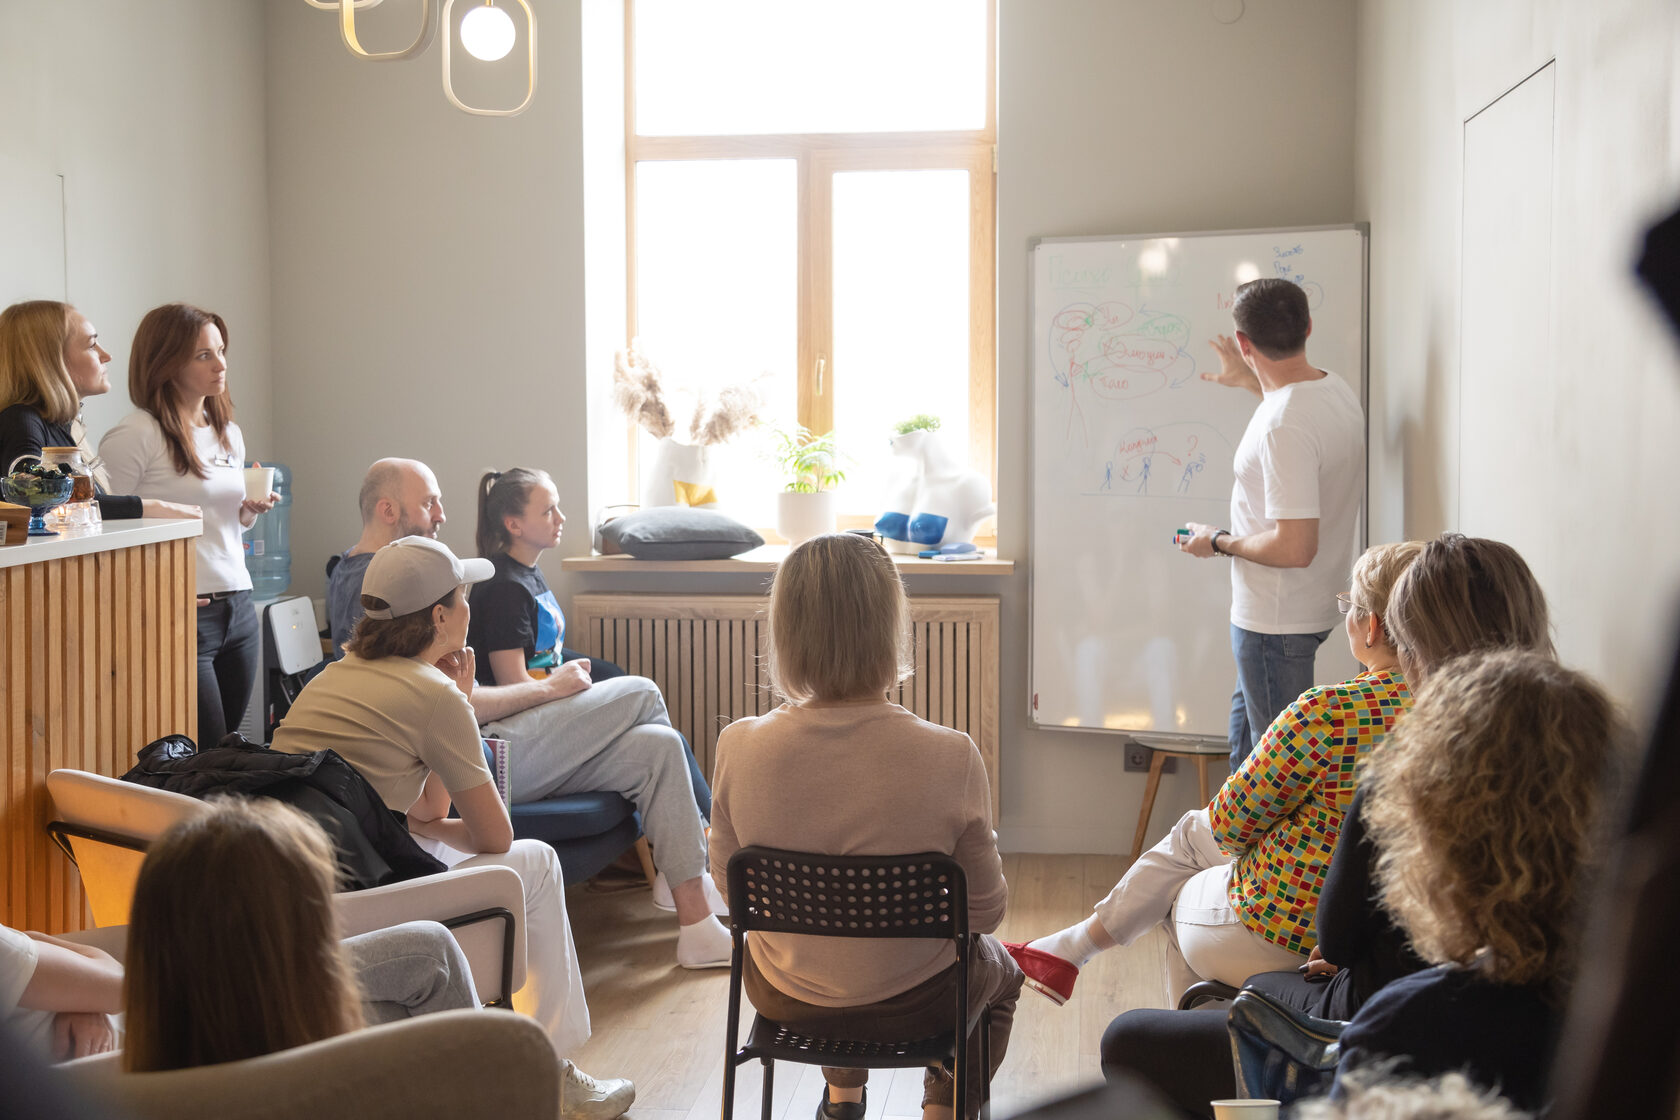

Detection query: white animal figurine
(874, 428), (995, 554)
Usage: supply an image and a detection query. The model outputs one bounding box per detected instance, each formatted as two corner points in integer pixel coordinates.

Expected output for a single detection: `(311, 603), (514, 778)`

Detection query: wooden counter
(2, 519), (200, 932)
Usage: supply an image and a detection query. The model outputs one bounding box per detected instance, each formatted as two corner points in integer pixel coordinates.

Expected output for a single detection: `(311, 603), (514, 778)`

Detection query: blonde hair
(1365, 650), (1631, 988)
(0, 300), (78, 427)
(1349, 539), (1425, 624)
(1384, 534), (1554, 685)
(767, 533), (912, 703)
(1292, 1067), (1531, 1120)
(124, 798), (365, 1072)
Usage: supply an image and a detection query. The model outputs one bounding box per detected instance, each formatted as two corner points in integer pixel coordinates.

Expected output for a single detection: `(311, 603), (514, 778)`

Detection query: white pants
(1091, 808), (1305, 999)
(422, 836), (591, 1058)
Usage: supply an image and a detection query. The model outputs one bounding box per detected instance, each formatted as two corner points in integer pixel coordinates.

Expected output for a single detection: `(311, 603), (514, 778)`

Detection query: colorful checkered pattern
(1208, 668), (1411, 954)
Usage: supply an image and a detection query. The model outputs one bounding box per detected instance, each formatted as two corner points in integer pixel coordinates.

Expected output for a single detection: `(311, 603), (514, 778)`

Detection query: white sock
(702, 874), (729, 917)
(676, 913), (732, 969)
(1027, 921), (1104, 969)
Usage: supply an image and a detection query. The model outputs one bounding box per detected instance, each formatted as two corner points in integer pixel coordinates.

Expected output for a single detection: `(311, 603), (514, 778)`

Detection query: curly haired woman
(1334, 649), (1632, 1110)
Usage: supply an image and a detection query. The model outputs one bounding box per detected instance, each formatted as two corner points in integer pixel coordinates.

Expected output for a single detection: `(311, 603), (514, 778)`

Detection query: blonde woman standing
(0, 299), (198, 520)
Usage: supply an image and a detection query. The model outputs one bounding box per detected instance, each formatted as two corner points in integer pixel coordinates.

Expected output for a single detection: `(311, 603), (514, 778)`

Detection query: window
(625, 0), (996, 531)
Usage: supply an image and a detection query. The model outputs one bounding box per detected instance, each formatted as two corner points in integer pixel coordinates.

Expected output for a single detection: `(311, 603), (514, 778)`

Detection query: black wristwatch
(1211, 529), (1231, 557)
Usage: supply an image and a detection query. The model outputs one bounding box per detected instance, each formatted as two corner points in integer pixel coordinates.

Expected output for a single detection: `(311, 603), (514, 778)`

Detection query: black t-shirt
(0, 403), (143, 519)
(467, 553), (565, 686)
(1334, 965), (1561, 1111)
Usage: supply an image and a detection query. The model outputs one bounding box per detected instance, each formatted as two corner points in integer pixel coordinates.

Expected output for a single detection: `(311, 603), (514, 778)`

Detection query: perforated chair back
(727, 848), (970, 941)
(721, 846), (989, 1120)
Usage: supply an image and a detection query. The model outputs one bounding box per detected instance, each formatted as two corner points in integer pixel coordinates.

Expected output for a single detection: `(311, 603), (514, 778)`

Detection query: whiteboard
(1029, 225), (1368, 740)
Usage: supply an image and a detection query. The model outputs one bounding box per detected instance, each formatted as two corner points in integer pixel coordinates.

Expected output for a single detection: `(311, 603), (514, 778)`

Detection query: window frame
(622, 0), (999, 518)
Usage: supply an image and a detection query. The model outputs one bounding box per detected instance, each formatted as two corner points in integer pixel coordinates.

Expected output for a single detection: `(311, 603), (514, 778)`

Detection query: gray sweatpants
(484, 675), (709, 884)
(349, 920), (479, 1024)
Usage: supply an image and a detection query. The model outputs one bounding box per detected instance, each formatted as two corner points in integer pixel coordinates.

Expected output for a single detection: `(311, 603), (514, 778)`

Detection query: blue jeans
(1228, 625), (1330, 771)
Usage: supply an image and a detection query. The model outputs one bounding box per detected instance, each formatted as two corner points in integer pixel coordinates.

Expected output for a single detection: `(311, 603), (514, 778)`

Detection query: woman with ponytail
(468, 468), (732, 970)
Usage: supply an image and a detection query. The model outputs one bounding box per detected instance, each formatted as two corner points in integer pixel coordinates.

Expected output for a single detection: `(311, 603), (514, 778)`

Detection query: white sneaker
(560, 1060), (635, 1120)
(651, 871), (730, 918)
(651, 870), (676, 912)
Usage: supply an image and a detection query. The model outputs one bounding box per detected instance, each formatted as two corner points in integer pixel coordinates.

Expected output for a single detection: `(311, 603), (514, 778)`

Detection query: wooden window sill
(561, 544), (1013, 576)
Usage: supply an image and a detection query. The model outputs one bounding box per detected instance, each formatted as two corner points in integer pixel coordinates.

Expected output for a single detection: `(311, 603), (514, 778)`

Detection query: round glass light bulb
(460, 4), (516, 62)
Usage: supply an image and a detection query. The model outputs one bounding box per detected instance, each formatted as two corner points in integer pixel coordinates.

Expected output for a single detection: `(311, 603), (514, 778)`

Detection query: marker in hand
(1172, 527), (1192, 547)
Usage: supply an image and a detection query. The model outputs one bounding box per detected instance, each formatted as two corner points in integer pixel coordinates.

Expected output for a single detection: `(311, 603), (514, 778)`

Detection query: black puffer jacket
(123, 734), (446, 889)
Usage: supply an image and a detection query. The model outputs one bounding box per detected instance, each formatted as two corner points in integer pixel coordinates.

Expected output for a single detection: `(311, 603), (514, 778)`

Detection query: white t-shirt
(271, 653), (493, 813)
(99, 412), (252, 594)
(1229, 371), (1364, 634)
(0, 924), (56, 1060)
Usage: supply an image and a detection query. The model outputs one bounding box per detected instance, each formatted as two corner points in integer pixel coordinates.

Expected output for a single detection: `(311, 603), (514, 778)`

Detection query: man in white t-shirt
(1179, 278), (1365, 771)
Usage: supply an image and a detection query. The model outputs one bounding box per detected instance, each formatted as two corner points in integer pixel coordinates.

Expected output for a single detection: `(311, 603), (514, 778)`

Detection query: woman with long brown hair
(99, 304), (277, 748)
(125, 797), (481, 1072)
(0, 299), (199, 520)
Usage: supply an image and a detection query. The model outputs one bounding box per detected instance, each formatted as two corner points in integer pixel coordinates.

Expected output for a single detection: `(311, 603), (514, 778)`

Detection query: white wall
(264, 0), (588, 581)
(1356, 0), (1680, 714)
(996, 0), (1357, 850)
(0, 0), (273, 454)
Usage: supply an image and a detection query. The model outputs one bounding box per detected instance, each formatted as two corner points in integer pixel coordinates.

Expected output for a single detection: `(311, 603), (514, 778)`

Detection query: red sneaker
(1002, 940), (1078, 1005)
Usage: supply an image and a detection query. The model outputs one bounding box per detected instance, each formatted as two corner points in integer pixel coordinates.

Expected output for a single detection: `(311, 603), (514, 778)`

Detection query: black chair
(1176, 979), (1240, 1009)
(721, 847), (992, 1120)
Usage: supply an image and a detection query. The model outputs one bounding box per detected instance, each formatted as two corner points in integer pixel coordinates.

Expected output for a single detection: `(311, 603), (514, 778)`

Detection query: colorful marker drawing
(1049, 301), (1199, 405)
(1270, 246), (1325, 308)
(1091, 424), (1230, 499)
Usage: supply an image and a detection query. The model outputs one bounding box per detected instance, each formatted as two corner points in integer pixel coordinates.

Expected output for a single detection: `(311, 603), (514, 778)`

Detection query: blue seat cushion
(509, 791), (637, 843)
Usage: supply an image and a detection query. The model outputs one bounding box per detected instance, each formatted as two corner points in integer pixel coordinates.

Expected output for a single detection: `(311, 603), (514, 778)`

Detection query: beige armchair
(46, 768), (527, 1005)
(51, 1008), (559, 1120)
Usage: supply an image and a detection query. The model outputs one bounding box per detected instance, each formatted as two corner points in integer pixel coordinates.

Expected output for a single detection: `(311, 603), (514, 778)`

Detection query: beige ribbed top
(708, 699), (1006, 1007)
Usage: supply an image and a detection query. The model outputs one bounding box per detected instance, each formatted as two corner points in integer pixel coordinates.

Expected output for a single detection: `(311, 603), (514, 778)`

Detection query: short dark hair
(1231, 279), (1310, 359)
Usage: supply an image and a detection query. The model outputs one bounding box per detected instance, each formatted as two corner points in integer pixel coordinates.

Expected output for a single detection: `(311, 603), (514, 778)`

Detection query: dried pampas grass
(613, 342), (766, 446)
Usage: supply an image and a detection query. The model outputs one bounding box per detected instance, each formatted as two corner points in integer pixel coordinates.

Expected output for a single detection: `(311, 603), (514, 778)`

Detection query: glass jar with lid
(39, 447), (99, 530)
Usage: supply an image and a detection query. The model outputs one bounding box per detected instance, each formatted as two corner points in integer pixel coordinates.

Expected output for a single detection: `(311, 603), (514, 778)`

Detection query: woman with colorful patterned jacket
(1003, 540), (1421, 1003)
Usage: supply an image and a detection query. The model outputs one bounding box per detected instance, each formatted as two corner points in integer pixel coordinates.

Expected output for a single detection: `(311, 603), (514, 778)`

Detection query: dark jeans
(197, 590), (259, 747)
(1227, 625), (1330, 771)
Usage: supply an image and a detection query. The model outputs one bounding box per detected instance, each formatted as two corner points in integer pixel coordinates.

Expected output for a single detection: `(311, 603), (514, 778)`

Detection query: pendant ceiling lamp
(305, 0), (537, 116)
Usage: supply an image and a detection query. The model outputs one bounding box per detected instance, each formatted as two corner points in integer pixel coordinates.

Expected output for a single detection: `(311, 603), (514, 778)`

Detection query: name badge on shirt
(210, 450), (240, 468)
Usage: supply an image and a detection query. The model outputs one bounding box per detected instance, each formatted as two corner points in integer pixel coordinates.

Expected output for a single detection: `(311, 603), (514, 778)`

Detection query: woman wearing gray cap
(273, 535), (633, 1120)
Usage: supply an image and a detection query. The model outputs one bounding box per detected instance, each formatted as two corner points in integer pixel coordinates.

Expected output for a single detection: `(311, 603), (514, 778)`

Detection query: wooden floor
(568, 854), (1170, 1120)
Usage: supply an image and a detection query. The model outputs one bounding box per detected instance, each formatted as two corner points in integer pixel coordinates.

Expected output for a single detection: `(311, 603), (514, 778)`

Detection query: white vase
(777, 491), (835, 545)
(641, 437), (713, 508)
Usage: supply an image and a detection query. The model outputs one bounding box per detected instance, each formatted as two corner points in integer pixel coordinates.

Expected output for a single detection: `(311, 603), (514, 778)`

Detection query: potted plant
(770, 426), (844, 544)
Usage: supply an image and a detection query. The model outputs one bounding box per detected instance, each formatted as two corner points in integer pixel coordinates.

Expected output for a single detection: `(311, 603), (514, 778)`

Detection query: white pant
(423, 836), (591, 1058)
(1091, 808), (1305, 998)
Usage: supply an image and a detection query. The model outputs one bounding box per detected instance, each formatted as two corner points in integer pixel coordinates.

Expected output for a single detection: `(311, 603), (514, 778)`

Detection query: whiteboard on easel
(1029, 224), (1367, 740)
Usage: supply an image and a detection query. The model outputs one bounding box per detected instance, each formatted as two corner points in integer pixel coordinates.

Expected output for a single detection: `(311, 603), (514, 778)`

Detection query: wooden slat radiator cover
(570, 594), (1000, 818)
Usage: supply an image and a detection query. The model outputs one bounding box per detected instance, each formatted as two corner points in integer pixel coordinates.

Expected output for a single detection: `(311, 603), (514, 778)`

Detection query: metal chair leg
(760, 1058), (774, 1120)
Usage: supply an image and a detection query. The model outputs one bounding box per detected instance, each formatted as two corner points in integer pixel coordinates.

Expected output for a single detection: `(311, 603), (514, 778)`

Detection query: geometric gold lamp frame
(440, 0), (537, 117)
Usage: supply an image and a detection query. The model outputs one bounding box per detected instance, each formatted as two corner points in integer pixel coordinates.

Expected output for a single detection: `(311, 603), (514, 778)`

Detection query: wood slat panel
(2, 539), (196, 932)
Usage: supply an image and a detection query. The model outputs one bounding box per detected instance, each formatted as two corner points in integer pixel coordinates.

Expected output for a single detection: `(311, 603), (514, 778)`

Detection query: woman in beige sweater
(708, 533), (1021, 1120)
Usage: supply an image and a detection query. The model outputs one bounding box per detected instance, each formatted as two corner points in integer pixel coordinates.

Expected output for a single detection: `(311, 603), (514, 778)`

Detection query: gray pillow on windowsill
(596, 507), (764, 560)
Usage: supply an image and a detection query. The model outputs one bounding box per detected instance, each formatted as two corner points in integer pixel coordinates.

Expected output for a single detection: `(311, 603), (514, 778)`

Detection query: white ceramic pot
(641, 437), (712, 508)
(777, 490), (836, 545)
